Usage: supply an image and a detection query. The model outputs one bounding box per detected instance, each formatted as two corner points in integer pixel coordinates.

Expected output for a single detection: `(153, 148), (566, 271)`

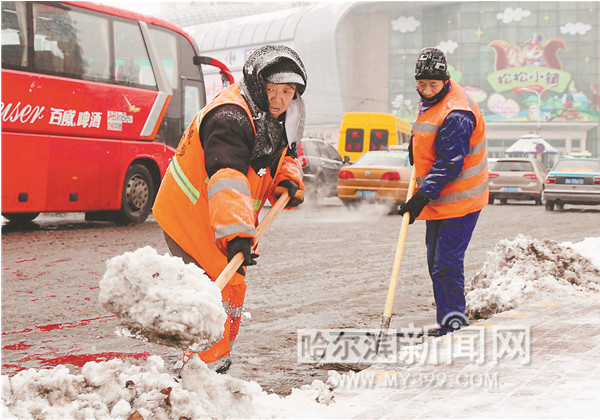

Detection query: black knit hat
(415, 47), (450, 81)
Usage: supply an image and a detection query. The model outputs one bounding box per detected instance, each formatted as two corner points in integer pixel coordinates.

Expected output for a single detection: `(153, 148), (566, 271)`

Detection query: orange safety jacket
(412, 80), (488, 220)
(152, 83), (301, 285)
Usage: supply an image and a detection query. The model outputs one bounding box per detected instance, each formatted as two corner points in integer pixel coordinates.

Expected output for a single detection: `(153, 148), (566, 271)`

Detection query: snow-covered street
(2, 200), (600, 418)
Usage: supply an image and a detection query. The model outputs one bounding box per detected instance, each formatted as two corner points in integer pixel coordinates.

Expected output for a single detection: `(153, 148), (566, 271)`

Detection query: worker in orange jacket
(399, 47), (488, 336)
(153, 45), (307, 373)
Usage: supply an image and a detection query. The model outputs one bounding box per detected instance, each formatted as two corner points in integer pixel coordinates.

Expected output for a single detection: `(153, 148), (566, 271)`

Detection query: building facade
(181, 1), (600, 157)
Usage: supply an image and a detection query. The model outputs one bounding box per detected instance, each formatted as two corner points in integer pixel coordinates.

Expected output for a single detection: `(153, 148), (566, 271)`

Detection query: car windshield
(354, 152), (408, 167)
(553, 160), (600, 172)
(492, 161), (534, 171)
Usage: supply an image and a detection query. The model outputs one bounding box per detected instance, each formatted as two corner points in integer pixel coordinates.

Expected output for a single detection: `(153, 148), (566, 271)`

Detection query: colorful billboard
(390, 5), (599, 124)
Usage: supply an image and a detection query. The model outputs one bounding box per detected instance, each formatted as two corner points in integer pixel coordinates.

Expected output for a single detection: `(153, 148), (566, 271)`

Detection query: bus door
(148, 25), (206, 149)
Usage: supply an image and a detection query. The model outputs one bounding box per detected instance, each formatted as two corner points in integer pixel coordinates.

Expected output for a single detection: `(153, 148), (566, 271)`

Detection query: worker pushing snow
(152, 45), (308, 373)
(398, 48), (489, 336)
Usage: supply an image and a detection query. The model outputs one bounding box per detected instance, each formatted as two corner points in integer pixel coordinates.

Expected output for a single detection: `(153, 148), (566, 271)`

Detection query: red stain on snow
(2, 352), (150, 376)
(16, 258), (36, 263)
(39, 352), (151, 368)
(2, 315), (115, 335)
(2, 341), (34, 351)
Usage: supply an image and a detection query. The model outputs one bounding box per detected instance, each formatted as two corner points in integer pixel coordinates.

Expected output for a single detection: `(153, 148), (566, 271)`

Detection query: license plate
(357, 190), (377, 198)
(565, 178), (584, 185)
(502, 186), (519, 192)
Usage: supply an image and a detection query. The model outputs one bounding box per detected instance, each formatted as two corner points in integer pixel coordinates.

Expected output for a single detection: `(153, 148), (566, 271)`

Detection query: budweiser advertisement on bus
(1, 1), (232, 224)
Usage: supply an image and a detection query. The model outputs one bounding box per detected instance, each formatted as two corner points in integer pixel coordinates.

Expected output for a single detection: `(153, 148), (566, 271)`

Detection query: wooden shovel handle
(382, 168), (417, 320)
(214, 187), (292, 290)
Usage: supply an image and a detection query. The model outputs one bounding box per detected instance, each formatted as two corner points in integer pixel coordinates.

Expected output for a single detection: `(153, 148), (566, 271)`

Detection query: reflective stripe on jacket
(152, 83), (283, 284)
(413, 80), (488, 220)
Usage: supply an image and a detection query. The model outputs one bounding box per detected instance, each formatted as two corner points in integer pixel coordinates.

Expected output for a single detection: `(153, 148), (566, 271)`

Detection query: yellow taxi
(337, 147), (413, 210)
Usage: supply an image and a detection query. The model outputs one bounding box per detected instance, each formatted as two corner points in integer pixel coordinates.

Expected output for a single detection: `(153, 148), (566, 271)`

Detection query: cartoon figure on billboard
(484, 33), (594, 122)
(506, 45), (524, 68)
(488, 33), (566, 71)
(523, 33), (547, 67)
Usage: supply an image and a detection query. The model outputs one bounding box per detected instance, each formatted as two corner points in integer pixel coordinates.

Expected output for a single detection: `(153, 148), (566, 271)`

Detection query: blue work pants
(425, 210), (480, 331)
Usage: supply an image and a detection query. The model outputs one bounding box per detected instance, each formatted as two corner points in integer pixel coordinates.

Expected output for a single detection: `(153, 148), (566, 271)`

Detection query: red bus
(1, 1), (233, 224)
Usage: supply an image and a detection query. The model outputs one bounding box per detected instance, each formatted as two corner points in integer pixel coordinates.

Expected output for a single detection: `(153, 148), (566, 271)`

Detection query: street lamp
(515, 83), (558, 134)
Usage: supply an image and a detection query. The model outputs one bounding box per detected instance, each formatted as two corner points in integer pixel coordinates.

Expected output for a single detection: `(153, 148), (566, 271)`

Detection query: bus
(337, 112), (412, 163)
(1, 1), (233, 224)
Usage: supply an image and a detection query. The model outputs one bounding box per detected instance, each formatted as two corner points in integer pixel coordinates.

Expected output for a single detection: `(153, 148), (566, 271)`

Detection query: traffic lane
(226, 200), (600, 393)
(2, 201), (599, 391)
(1, 218), (182, 376)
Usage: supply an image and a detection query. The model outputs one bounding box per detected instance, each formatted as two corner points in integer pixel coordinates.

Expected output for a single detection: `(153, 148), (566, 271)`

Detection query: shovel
(118, 187), (295, 352)
(375, 167), (417, 351)
(316, 171), (417, 369)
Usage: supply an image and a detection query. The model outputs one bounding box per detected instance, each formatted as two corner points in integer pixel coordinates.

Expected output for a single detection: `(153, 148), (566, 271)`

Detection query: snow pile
(98, 246), (226, 351)
(5, 237), (600, 418)
(562, 236), (600, 268)
(466, 235), (600, 319)
(2, 355), (335, 419)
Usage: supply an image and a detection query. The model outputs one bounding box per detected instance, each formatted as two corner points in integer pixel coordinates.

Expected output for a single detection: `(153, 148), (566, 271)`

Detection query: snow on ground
(98, 246), (227, 352)
(466, 235), (600, 319)
(1, 355), (336, 419)
(2, 237), (600, 419)
(562, 236), (600, 268)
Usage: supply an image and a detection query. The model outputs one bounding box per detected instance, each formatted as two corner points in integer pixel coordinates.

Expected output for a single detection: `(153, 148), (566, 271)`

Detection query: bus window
(1, 2), (28, 68)
(32, 3), (110, 81)
(148, 27), (178, 89)
(345, 128), (364, 152)
(370, 129), (388, 150)
(114, 20), (156, 88)
(184, 83), (202, 129)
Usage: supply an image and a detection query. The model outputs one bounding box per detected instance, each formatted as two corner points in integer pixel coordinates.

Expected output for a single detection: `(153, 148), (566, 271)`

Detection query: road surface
(2, 200), (599, 394)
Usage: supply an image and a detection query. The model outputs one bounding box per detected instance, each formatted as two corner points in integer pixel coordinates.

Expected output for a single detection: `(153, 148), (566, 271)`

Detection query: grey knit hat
(263, 59), (306, 88)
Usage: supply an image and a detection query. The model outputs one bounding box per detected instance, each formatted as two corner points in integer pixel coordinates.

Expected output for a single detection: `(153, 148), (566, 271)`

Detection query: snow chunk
(562, 236), (600, 269)
(2, 355), (335, 419)
(466, 235), (600, 319)
(98, 246), (227, 351)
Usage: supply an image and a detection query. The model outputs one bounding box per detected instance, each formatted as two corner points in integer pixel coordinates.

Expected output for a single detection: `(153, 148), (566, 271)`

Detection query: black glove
(227, 237), (258, 275)
(397, 190), (431, 224)
(277, 180), (304, 208)
(408, 135), (414, 166)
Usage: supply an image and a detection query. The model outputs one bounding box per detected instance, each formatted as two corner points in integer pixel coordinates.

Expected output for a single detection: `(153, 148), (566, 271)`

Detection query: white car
(488, 158), (548, 205)
(543, 158), (600, 211)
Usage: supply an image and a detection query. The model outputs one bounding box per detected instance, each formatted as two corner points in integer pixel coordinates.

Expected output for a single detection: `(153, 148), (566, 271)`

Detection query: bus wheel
(2, 212), (40, 223)
(116, 164), (154, 225)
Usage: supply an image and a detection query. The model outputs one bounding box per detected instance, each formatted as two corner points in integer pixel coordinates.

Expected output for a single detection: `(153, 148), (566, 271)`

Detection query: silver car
(543, 158), (600, 211)
(488, 158), (548, 205)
